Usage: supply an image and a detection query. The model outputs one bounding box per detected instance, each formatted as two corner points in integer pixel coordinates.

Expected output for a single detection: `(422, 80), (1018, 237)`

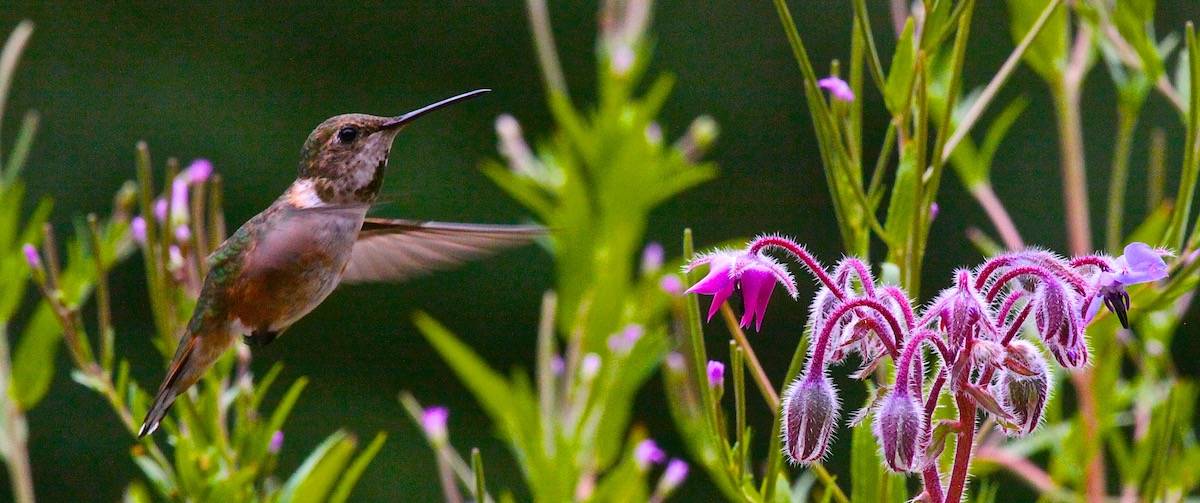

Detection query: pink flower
(657, 459), (689, 494)
(607, 324), (643, 354)
(131, 216), (147, 244)
(22, 243), (40, 269)
(685, 250), (798, 330)
(183, 159), (213, 183)
(706, 360), (724, 388)
(421, 406), (449, 443)
(268, 431), (284, 454)
(818, 76), (854, 102)
(659, 274), (684, 295)
(634, 439), (666, 469)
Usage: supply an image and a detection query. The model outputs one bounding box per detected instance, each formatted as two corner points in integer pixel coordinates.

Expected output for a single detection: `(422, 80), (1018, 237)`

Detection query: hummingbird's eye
(336, 126), (359, 144)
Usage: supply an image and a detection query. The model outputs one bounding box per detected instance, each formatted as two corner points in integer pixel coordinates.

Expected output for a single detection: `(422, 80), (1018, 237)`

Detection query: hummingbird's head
(293, 89), (490, 206)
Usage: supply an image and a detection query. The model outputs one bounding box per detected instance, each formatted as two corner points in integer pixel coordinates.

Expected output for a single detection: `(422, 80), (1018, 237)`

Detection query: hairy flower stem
(748, 237), (843, 299)
(945, 393), (978, 503)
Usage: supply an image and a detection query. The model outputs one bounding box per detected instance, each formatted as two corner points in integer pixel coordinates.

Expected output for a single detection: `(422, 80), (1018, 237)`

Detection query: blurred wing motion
(340, 218), (544, 284)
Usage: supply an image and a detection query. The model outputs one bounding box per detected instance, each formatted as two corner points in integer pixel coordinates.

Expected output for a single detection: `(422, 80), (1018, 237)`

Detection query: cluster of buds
(131, 159), (215, 292)
(686, 236), (1168, 475)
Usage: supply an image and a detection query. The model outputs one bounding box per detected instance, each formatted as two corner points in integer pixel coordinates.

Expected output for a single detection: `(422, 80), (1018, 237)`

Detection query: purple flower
(174, 224), (191, 244)
(634, 439), (666, 469)
(873, 390), (924, 473)
(706, 360), (724, 388)
(685, 249), (798, 331)
(641, 242), (664, 274)
(268, 430), (284, 454)
(183, 159), (213, 183)
(818, 76), (855, 102)
(657, 459), (689, 494)
(421, 406), (449, 442)
(781, 373), (839, 465)
(22, 243), (40, 269)
(659, 274), (684, 295)
(550, 355), (565, 376)
(131, 216), (147, 244)
(1085, 242), (1169, 328)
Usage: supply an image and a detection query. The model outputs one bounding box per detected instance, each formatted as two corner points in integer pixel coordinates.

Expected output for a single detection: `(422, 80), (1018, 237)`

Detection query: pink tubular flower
(1085, 242), (1169, 328)
(657, 459), (689, 494)
(22, 243), (40, 269)
(421, 406), (449, 443)
(659, 274), (684, 295)
(634, 439), (666, 469)
(268, 430), (284, 454)
(818, 76), (854, 102)
(183, 159), (213, 183)
(131, 216), (147, 244)
(706, 360), (725, 388)
(685, 249), (798, 330)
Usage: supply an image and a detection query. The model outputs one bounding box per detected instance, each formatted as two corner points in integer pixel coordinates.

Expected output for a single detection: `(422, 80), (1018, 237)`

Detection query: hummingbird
(138, 89), (541, 437)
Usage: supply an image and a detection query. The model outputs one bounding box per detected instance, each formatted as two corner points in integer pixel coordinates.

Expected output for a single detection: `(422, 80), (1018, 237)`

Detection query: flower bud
(706, 360), (725, 388)
(781, 374), (839, 464)
(994, 341), (1050, 436)
(421, 406), (449, 444)
(268, 430), (284, 454)
(633, 438), (666, 470)
(873, 390), (925, 473)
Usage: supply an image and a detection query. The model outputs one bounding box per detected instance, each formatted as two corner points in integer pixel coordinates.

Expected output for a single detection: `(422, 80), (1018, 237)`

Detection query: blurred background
(0, 1), (1197, 500)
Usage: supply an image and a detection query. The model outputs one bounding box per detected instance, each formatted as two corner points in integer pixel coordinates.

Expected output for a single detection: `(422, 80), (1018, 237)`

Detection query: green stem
(1052, 83), (1092, 255)
(1105, 105), (1139, 252)
(682, 230), (719, 437)
(0, 325), (35, 503)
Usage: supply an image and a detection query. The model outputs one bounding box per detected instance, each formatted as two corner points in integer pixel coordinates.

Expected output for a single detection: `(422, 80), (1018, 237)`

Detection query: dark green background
(1, 1), (1198, 501)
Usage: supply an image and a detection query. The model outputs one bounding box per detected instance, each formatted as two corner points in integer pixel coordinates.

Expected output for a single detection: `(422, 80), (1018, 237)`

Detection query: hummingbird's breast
(222, 202), (367, 335)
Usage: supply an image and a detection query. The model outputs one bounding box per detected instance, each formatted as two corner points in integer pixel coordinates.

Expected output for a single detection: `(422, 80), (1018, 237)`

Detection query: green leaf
(327, 432), (387, 503)
(412, 311), (517, 433)
(1005, 0), (1068, 84)
(850, 415), (907, 503)
(278, 430), (360, 503)
(884, 18), (917, 114)
(884, 147), (919, 248)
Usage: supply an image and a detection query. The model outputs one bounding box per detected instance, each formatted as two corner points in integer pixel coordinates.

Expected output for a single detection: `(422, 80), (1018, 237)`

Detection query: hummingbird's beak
(381, 89), (491, 129)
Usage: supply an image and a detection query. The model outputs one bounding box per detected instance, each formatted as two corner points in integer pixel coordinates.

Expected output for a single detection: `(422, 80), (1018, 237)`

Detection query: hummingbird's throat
(286, 163), (385, 209)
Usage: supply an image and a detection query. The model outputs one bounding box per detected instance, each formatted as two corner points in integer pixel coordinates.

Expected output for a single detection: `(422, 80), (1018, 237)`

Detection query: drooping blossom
(781, 373), (839, 465)
(991, 340), (1051, 436)
(1085, 242), (1169, 328)
(817, 76), (854, 102)
(685, 249), (798, 330)
(873, 390), (924, 473)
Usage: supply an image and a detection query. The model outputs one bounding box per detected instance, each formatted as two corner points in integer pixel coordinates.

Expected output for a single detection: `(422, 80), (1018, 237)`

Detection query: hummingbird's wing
(340, 218), (543, 284)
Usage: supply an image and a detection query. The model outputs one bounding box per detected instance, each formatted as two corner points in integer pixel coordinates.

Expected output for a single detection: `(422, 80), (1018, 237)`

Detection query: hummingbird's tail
(138, 331), (230, 437)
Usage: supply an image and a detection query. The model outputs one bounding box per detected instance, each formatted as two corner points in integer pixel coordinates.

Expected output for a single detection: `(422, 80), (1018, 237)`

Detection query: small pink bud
(706, 360), (724, 388)
(550, 355), (565, 376)
(131, 217), (147, 244)
(153, 198), (168, 222)
(183, 159), (213, 183)
(664, 352), (685, 372)
(633, 438), (666, 469)
(929, 202), (940, 221)
(22, 243), (40, 269)
(607, 324), (644, 354)
(781, 374), (839, 464)
(421, 406), (449, 443)
(641, 242), (664, 274)
(817, 76), (855, 102)
(659, 274), (684, 295)
(657, 458), (689, 494)
(580, 353), (601, 380)
(170, 178), (189, 221)
(873, 390), (925, 472)
(268, 430), (284, 454)
(174, 224), (192, 244)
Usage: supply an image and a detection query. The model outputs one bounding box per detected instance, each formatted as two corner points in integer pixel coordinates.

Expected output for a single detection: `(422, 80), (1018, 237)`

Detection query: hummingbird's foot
(243, 329), (279, 347)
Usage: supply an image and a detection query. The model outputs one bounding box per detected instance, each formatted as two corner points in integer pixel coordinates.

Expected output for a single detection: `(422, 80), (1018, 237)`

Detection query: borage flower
(1084, 242), (1169, 328)
(685, 249), (798, 330)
